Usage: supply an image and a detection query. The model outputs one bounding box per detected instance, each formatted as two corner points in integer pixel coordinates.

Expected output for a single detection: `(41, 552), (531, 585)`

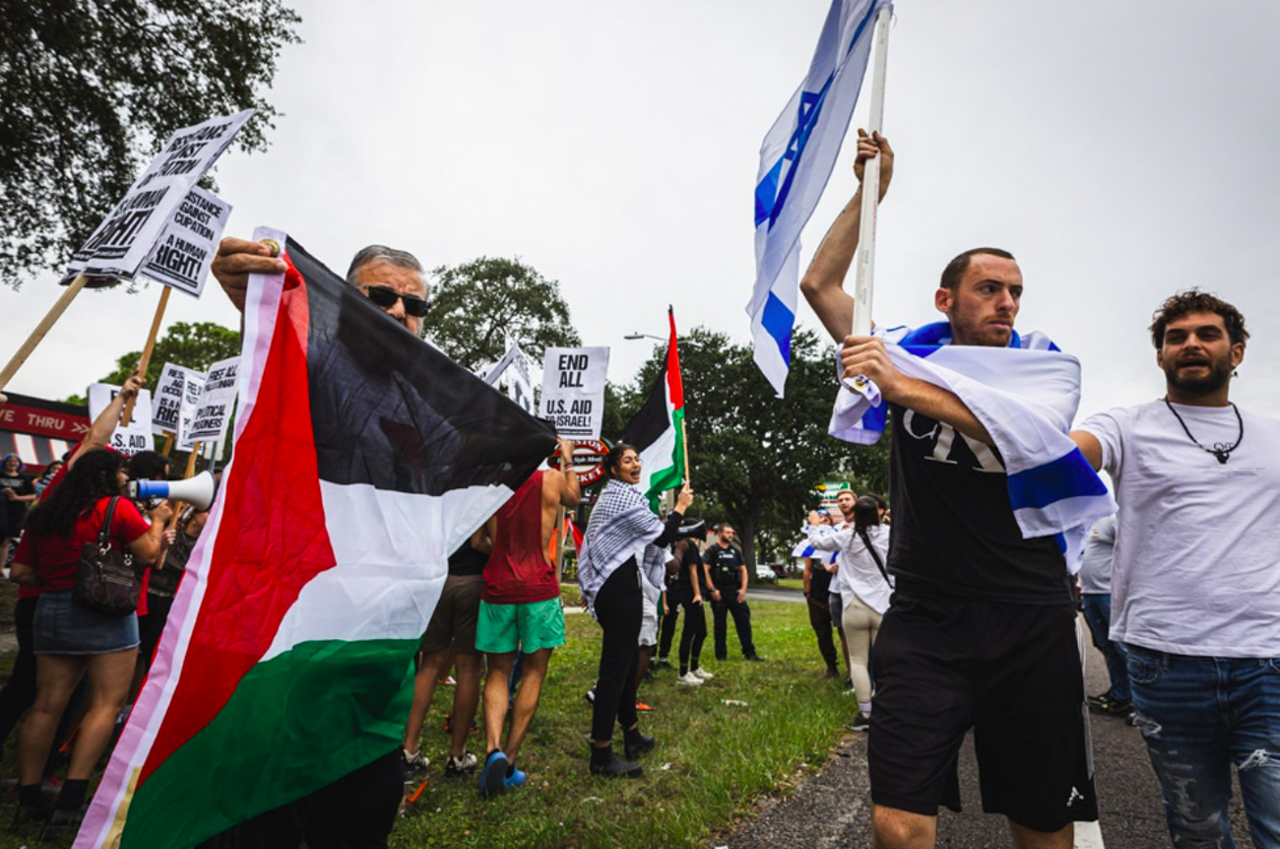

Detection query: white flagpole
(851, 6), (893, 339)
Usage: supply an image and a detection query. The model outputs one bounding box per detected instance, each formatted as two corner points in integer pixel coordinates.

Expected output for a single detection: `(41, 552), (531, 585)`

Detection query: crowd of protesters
(0, 172), (1274, 849)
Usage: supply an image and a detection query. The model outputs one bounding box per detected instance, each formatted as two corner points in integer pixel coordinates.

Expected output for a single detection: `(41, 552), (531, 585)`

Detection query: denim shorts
(33, 590), (140, 655)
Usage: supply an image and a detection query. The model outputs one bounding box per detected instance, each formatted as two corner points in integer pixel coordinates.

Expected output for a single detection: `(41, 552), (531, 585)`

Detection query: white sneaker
(692, 667), (714, 681)
(677, 671), (704, 686)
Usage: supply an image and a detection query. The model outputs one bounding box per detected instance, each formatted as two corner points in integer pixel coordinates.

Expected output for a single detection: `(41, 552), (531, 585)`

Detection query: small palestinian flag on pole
(622, 307), (686, 512)
(76, 228), (557, 849)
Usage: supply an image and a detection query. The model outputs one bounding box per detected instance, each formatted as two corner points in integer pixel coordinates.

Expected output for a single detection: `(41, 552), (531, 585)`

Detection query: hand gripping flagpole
(846, 6), (892, 393)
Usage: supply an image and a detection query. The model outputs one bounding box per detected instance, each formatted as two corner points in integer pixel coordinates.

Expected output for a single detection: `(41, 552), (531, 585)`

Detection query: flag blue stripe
(1006, 448), (1109, 511)
(761, 292), (794, 366)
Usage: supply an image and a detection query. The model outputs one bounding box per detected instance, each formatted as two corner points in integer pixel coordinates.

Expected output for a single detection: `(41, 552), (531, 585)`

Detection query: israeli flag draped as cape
(747, 0), (891, 396)
(830, 322), (1115, 573)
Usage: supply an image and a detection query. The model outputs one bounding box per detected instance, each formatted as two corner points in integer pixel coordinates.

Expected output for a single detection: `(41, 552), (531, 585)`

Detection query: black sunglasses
(357, 285), (429, 318)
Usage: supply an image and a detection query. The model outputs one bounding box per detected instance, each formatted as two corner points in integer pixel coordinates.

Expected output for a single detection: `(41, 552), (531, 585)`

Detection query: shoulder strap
(98, 497), (121, 546)
(858, 528), (891, 584)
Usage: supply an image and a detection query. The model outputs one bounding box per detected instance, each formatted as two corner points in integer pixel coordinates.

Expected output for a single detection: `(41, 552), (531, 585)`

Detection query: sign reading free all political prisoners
(63, 109), (252, 287)
(185, 357), (239, 445)
(539, 347), (609, 440)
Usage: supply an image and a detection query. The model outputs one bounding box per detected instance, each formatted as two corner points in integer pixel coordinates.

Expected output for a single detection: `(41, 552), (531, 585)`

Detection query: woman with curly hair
(10, 449), (170, 830)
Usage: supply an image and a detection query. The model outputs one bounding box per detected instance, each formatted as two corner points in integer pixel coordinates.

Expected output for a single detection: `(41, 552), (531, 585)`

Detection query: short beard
(1164, 357), (1233, 395)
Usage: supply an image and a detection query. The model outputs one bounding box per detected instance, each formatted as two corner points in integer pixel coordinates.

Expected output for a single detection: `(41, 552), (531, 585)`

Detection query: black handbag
(72, 497), (142, 616)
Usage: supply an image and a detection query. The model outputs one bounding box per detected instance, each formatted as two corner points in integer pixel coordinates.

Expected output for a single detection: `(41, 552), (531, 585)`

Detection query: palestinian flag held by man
(76, 228), (557, 849)
(622, 308), (686, 511)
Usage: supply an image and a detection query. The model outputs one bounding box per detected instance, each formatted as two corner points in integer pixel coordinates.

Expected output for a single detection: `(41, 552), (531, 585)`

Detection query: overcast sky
(5, 0), (1278, 423)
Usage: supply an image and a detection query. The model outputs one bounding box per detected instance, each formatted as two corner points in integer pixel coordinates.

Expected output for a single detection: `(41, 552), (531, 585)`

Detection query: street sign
(547, 439), (610, 486)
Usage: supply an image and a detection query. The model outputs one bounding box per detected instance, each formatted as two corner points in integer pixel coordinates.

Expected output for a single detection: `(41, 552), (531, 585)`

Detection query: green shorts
(475, 597), (566, 654)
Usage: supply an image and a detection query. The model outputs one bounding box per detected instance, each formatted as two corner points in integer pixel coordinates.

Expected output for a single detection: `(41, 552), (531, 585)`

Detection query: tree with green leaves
(618, 327), (890, 570)
(63, 321), (241, 406)
(1, 0), (301, 288)
(421, 257), (581, 371)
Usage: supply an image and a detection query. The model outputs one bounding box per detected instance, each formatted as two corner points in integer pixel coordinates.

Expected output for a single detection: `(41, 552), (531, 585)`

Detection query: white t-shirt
(1079, 399), (1280, 657)
(806, 524), (894, 615)
(1077, 515), (1117, 596)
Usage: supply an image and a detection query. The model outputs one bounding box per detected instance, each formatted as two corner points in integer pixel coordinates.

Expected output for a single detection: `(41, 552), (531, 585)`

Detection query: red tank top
(482, 471), (559, 605)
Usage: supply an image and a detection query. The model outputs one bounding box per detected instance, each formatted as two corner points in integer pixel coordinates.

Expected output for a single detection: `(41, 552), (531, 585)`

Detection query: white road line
(1075, 819), (1105, 849)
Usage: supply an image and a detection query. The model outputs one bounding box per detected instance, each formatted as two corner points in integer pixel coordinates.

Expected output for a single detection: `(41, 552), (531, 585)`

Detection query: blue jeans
(1126, 644), (1280, 848)
(1080, 594), (1130, 702)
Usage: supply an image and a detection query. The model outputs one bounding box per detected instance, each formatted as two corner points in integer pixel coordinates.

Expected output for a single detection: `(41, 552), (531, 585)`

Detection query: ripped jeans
(1126, 643), (1280, 848)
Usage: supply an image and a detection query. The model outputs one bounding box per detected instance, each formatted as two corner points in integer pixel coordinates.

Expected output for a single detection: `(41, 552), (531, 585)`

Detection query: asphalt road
(746, 586), (808, 605)
(714, 615), (1254, 848)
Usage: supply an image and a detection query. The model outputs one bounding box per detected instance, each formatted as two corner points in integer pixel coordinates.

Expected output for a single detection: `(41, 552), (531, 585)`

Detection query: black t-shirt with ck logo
(887, 403), (1069, 604)
(705, 542), (744, 588)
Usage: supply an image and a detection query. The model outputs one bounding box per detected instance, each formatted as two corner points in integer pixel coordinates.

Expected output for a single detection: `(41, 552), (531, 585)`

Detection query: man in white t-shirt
(1071, 291), (1280, 847)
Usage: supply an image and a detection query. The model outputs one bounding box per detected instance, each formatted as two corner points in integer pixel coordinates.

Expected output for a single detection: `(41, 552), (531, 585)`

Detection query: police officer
(705, 524), (762, 662)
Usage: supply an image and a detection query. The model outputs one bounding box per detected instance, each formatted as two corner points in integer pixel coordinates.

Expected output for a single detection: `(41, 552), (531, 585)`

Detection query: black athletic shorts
(868, 590), (1097, 833)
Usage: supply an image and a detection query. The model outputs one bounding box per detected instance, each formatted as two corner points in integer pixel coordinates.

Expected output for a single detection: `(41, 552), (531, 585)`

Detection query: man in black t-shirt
(802, 512), (841, 679)
(799, 130), (1095, 848)
(705, 525), (761, 662)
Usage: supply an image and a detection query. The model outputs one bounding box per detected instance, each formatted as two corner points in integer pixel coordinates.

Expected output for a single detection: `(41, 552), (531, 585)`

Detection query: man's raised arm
(799, 129), (894, 344)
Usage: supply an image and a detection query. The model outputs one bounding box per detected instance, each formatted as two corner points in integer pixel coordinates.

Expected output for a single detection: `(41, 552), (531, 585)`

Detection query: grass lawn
(0, 597), (854, 849)
(390, 597), (855, 849)
(774, 577), (806, 593)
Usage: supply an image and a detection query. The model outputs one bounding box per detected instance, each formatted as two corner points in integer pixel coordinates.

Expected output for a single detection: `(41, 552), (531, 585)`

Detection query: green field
(389, 597), (855, 849)
(0, 597), (856, 849)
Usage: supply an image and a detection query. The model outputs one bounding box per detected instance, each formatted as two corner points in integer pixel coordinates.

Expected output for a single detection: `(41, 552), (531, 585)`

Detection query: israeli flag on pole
(748, 0), (891, 396)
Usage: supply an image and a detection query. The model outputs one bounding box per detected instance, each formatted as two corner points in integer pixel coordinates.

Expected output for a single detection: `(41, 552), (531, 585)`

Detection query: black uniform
(704, 542), (756, 660)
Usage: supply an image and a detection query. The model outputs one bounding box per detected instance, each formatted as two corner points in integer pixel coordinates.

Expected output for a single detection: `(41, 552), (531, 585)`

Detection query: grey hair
(345, 245), (425, 286)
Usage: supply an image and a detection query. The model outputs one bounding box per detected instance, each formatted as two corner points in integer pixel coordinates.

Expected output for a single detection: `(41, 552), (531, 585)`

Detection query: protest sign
(186, 356), (239, 444)
(64, 109), (253, 286)
(139, 187), (232, 298)
(177, 367), (205, 449)
(485, 338), (537, 416)
(506, 346), (537, 416)
(152, 363), (205, 437)
(539, 347), (609, 439)
(88, 383), (155, 456)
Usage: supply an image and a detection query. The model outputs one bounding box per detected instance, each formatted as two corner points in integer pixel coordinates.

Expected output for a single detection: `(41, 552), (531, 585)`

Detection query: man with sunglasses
(212, 238), (430, 334)
(206, 238), (433, 848)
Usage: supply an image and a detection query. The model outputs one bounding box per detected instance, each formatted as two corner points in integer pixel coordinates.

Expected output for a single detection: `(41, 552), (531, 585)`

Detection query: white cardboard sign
(151, 363), (205, 437)
(185, 356), (239, 444)
(88, 383), (155, 456)
(139, 187), (232, 297)
(539, 347), (609, 439)
(64, 109), (252, 285)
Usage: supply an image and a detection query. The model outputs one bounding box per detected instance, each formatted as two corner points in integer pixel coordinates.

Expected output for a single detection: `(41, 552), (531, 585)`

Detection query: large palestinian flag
(622, 308), (686, 511)
(77, 228), (557, 849)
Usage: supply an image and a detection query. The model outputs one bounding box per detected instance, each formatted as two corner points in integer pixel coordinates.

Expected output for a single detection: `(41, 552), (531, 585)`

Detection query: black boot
(623, 726), (655, 760)
(588, 743), (642, 778)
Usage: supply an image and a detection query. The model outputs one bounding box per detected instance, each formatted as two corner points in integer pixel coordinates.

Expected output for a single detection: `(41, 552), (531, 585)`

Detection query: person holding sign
(577, 445), (693, 778)
(802, 132), (1099, 847)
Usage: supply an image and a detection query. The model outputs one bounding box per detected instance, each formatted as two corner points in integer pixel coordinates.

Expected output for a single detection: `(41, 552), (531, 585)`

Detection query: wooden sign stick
(0, 275), (90, 393)
(155, 441), (200, 571)
(121, 286), (171, 426)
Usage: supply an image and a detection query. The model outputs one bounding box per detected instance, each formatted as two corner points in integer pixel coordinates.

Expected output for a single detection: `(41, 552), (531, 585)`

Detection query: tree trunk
(738, 514), (758, 579)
